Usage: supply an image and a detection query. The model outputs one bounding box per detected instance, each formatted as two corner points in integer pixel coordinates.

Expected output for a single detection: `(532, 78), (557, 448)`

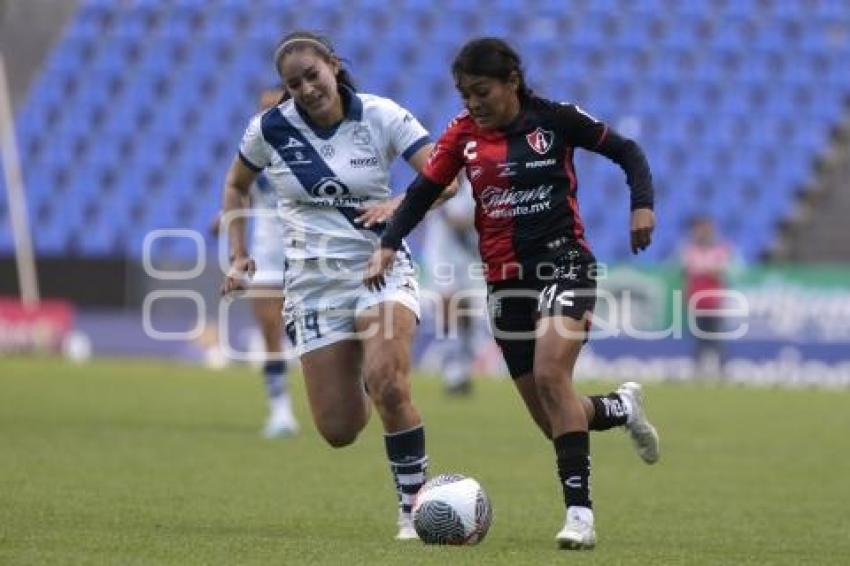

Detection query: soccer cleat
(262, 398), (299, 439)
(555, 506), (596, 550)
(395, 512), (419, 541)
(444, 378), (473, 396)
(616, 381), (660, 464)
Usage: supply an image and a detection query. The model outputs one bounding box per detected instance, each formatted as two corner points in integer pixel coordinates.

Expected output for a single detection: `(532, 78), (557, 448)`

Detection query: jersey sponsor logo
(546, 236), (571, 250)
(319, 144), (335, 159)
(479, 184), (554, 218)
(282, 137), (305, 149)
(526, 158), (556, 169)
(554, 262), (580, 281)
(296, 196), (367, 207)
(310, 176), (350, 198)
(288, 150), (312, 165)
(349, 156), (379, 168)
(497, 162), (518, 177)
(526, 127), (554, 155)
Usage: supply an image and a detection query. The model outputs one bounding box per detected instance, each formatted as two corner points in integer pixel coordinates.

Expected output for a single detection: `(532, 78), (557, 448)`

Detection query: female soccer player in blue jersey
(365, 37), (660, 549)
(221, 31), (454, 540)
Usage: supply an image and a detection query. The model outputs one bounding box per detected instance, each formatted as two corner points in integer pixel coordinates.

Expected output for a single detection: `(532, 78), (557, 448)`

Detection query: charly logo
(310, 177), (350, 198)
(282, 137), (305, 149)
(526, 127), (554, 155)
(319, 144), (335, 159)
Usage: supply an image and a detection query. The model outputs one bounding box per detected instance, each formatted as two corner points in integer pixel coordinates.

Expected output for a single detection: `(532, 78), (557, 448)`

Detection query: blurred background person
(422, 172), (483, 395)
(218, 85), (299, 438)
(679, 215), (739, 378)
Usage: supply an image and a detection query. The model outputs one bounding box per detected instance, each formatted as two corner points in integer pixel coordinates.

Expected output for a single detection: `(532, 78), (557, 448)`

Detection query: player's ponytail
(451, 37), (533, 103)
(273, 31), (357, 102)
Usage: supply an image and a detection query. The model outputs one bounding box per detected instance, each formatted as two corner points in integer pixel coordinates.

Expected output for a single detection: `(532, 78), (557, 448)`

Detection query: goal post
(0, 50), (39, 306)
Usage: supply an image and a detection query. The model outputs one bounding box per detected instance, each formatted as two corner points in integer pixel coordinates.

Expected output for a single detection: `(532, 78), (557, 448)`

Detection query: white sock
(568, 505), (594, 524)
(270, 394), (293, 413)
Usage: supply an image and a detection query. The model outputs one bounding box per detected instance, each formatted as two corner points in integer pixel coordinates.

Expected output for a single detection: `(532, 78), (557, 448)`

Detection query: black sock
(553, 431), (592, 509)
(588, 392), (628, 430)
(385, 425), (428, 517)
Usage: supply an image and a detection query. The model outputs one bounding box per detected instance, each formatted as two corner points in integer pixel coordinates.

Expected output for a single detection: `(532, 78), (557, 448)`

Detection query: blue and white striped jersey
(238, 87), (430, 260)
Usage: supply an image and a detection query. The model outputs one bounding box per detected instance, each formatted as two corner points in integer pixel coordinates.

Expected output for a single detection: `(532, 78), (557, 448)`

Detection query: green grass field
(1, 358), (848, 565)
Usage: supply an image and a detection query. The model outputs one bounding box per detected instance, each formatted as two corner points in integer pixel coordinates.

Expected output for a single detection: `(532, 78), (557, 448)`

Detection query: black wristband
(380, 234), (403, 251)
(630, 201), (654, 211)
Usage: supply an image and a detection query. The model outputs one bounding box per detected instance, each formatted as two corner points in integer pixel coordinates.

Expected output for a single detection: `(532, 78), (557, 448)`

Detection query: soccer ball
(412, 473), (493, 545)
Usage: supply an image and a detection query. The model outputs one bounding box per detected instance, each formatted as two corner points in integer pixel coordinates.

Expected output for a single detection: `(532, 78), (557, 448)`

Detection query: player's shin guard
(385, 424), (428, 519)
(554, 431), (592, 509)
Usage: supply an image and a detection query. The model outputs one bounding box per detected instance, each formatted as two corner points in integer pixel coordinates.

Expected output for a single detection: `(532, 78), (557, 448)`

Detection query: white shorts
(250, 212), (285, 287)
(283, 251), (421, 356)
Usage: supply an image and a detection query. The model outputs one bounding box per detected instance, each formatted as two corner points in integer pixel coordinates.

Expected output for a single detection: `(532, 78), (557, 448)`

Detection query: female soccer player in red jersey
(365, 37), (660, 549)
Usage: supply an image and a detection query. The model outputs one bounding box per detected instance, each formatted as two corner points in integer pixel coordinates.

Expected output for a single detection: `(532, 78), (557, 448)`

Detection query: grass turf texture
(1, 358), (848, 565)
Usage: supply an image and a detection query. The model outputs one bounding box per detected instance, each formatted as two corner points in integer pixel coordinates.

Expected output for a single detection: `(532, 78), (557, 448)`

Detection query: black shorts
(487, 250), (597, 379)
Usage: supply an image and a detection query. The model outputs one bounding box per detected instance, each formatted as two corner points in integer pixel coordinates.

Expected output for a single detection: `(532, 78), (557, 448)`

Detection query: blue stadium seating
(7, 0), (850, 263)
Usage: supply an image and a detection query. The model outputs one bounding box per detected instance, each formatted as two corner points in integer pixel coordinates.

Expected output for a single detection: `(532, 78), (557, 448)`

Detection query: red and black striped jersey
(421, 96), (652, 282)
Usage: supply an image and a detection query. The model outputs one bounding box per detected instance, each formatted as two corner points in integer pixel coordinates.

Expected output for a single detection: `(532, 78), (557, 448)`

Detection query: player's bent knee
(318, 425), (360, 448)
(314, 411), (367, 448)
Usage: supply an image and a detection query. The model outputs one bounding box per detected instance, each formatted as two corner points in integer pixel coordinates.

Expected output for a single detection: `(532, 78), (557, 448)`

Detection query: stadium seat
(8, 1), (850, 260)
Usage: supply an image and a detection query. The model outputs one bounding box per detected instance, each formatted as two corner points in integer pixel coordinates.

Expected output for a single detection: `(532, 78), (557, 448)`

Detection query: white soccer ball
(412, 473), (493, 545)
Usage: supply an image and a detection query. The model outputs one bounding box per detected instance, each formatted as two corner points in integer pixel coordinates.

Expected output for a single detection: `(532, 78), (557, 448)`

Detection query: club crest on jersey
(311, 177), (350, 198)
(526, 127), (554, 155)
(352, 125), (371, 145)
